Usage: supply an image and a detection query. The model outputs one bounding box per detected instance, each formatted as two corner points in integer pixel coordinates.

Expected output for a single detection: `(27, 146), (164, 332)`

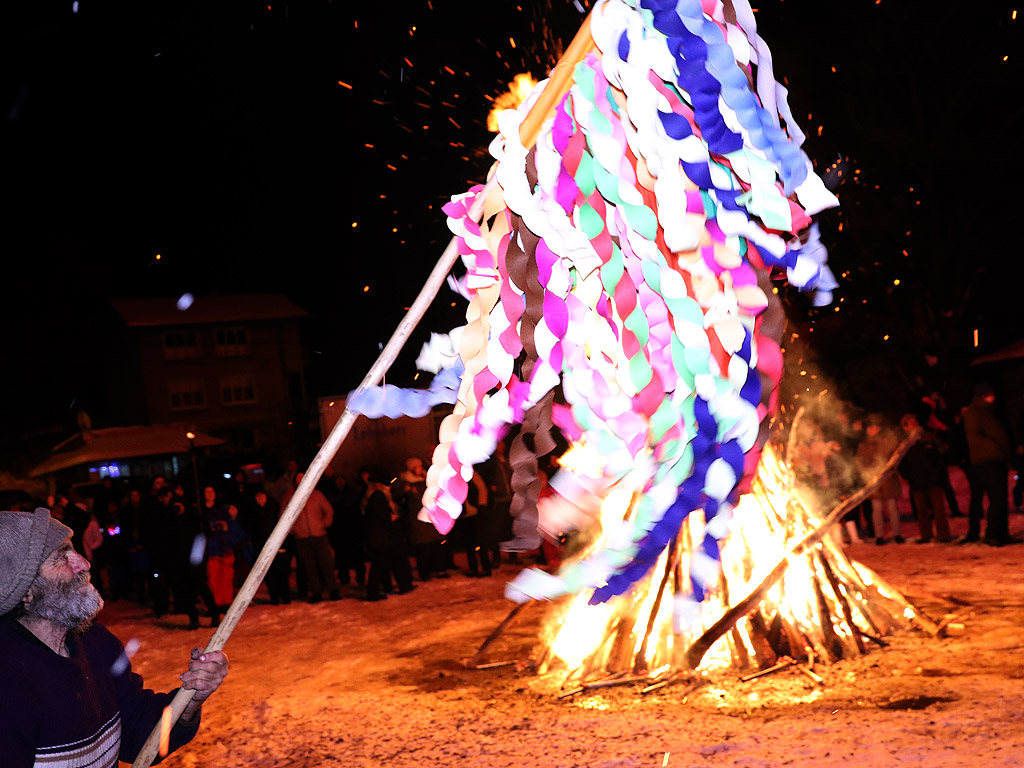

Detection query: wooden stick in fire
(683, 432), (919, 670)
(463, 602), (531, 668)
(131, 19), (598, 768)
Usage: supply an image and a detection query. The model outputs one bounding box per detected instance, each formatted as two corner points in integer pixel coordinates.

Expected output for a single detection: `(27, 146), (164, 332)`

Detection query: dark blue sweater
(0, 617), (199, 767)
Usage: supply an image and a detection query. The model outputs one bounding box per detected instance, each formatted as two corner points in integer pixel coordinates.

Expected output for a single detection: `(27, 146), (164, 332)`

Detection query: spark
(337, 81), (352, 89)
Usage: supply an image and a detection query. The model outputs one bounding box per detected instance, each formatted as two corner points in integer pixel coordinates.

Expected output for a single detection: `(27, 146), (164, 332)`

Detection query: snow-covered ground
(106, 510), (1024, 768)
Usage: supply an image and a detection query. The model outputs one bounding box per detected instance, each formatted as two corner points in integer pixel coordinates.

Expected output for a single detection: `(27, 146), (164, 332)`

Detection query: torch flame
(487, 73), (539, 132)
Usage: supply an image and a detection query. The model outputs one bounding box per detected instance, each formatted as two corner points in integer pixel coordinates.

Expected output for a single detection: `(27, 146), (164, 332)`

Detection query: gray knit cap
(0, 508), (73, 615)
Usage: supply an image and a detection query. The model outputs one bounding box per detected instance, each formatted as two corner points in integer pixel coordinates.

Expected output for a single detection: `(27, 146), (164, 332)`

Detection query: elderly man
(0, 507), (229, 766)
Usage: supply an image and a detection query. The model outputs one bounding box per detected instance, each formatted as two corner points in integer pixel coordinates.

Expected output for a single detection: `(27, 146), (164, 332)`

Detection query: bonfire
(530, 439), (929, 693)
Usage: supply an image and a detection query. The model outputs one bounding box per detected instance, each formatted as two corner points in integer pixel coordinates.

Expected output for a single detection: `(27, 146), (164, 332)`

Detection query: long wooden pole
(132, 15), (598, 767)
(518, 12), (595, 147)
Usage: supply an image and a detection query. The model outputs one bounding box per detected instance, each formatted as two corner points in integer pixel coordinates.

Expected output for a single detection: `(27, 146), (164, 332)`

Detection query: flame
(539, 444), (914, 682)
(487, 73), (539, 133)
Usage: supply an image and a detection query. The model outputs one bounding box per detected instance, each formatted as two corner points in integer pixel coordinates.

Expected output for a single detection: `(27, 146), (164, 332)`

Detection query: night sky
(2, 0), (1021, 447)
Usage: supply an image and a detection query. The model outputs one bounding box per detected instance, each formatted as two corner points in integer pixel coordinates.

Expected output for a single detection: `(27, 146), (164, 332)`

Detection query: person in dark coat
(855, 415), (905, 545)
(226, 504), (253, 590)
(898, 414), (952, 543)
(454, 470), (492, 576)
(363, 472), (413, 601)
(250, 489), (291, 604)
(961, 383), (1017, 545)
(140, 486), (174, 618)
(324, 472), (366, 588)
(480, 442), (513, 564)
(98, 500), (131, 601)
(121, 489), (148, 603)
(225, 470), (251, 511)
(166, 501), (220, 630)
(400, 459), (446, 581)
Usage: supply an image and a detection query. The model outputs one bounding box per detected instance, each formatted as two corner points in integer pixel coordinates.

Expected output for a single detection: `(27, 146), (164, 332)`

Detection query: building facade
(108, 294), (308, 462)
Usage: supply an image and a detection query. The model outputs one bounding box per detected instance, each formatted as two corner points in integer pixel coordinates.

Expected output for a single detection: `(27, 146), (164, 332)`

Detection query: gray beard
(26, 571), (104, 632)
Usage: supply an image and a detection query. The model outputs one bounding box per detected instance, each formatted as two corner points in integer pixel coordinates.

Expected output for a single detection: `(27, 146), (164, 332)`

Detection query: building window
(163, 330), (199, 359)
(168, 379), (207, 411)
(221, 375), (257, 406)
(215, 327), (250, 357)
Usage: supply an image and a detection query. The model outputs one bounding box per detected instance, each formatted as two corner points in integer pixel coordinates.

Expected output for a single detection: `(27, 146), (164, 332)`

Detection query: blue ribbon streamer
(346, 361), (464, 419)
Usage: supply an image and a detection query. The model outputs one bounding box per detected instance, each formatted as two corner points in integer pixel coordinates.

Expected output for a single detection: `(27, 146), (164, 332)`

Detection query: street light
(185, 429), (200, 513)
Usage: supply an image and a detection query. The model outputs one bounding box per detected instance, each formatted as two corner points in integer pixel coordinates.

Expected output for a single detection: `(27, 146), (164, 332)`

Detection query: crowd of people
(25, 446), (520, 628)
(793, 381), (1023, 548)
(11, 370), (1023, 637)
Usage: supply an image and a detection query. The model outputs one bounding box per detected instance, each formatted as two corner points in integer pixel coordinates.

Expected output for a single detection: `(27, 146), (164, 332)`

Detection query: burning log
(740, 659), (795, 682)
(793, 663), (825, 686)
(856, 627), (889, 648)
(463, 602), (532, 668)
(641, 675), (683, 695)
(634, 536), (680, 674)
(560, 668), (676, 699)
(746, 612), (780, 669)
(818, 553), (866, 655)
(812, 573), (845, 661)
(472, 661), (518, 670)
(933, 613), (963, 637)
